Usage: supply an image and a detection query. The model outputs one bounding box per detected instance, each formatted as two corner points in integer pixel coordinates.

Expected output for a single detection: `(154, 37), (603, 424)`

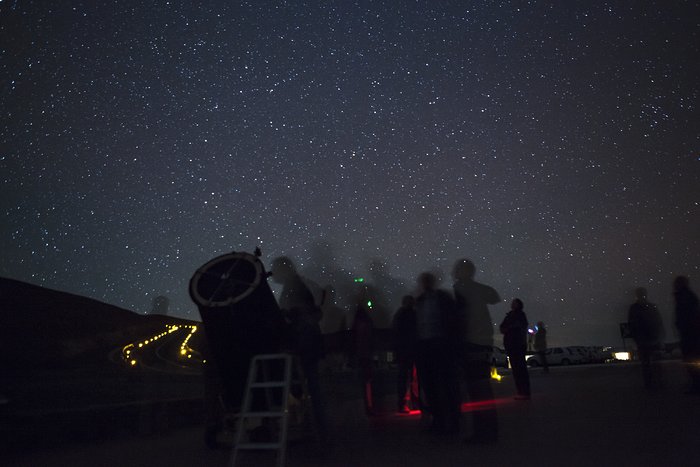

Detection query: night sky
(2, 1), (698, 346)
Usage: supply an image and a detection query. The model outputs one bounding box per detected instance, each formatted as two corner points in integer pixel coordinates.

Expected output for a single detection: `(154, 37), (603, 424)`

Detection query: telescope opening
(189, 252), (263, 307)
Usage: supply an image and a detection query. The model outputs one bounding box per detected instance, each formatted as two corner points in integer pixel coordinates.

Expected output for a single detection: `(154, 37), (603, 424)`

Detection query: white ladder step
(231, 352), (300, 467)
(250, 381), (286, 388)
(236, 442), (284, 450)
(241, 411), (286, 418)
(251, 353), (290, 361)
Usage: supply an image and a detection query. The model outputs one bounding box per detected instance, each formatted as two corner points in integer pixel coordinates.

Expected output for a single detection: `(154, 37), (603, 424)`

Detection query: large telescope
(189, 250), (284, 407)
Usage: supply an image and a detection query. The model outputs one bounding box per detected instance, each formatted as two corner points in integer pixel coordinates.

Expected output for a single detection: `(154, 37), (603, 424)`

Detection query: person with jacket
(352, 287), (376, 415)
(272, 256), (326, 430)
(500, 298), (531, 400)
(415, 272), (460, 434)
(673, 276), (700, 394)
(628, 287), (664, 389)
(392, 295), (418, 413)
(453, 259), (500, 443)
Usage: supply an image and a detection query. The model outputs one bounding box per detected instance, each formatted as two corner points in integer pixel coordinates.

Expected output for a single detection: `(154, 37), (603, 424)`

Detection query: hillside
(0, 277), (198, 369)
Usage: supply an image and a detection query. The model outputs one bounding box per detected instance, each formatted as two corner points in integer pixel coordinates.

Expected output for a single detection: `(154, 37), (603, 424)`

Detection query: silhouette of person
(150, 295), (170, 315)
(358, 279), (387, 330)
(369, 258), (408, 322)
(452, 259), (499, 443)
(272, 256), (321, 322)
(271, 256), (326, 430)
(352, 294), (375, 415)
(392, 295), (418, 413)
(319, 286), (346, 334)
(628, 287), (664, 389)
(673, 276), (700, 394)
(500, 298), (531, 400)
(534, 321), (549, 373)
(318, 286), (347, 371)
(415, 272), (460, 435)
(304, 240), (355, 312)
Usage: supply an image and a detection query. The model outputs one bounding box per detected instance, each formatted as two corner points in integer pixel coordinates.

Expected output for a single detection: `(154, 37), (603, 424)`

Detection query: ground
(4, 361), (698, 467)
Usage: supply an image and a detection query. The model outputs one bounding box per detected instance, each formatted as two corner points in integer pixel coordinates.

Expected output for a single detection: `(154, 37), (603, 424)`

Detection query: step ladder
(230, 353), (304, 467)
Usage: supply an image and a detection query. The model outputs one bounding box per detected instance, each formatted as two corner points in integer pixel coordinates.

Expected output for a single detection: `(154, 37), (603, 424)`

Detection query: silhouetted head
(271, 256), (297, 284)
(452, 259), (476, 282)
(418, 272), (437, 292)
(369, 258), (387, 275)
(401, 295), (415, 308)
(151, 295), (170, 315)
(634, 287), (647, 302)
(673, 275), (690, 293)
(511, 298), (524, 311)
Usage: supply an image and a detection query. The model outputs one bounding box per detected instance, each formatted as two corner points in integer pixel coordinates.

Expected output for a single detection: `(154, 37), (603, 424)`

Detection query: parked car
(491, 347), (508, 368)
(527, 347), (583, 366)
(588, 346), (613, 363)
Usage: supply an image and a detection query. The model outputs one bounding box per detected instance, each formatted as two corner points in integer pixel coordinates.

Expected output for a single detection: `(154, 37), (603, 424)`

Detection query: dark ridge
(0, 277), (198, 370)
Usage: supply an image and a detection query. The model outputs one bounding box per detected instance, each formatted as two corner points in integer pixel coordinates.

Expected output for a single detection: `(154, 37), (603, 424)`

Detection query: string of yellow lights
(121, 324), (199, 367)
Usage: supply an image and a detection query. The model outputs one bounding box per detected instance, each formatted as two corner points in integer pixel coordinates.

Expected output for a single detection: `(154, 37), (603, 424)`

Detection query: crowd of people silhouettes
(272, 256), (516, 442)
(270, 253), (700, 443)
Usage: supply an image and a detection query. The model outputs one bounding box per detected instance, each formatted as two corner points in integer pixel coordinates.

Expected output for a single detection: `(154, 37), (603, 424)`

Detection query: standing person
(628, 287), (664, 389)
(452, 259), (500, 444)
(673, 276), (700, 394)
(352, 296), (376, 415)
(534, 321), (549, 373)
(392, 295), (418, 413)
(500, 299), (531, 400)
(271, 256), (326, 431)
(415, 272), (460, 435)
(273, 256), (322, 322)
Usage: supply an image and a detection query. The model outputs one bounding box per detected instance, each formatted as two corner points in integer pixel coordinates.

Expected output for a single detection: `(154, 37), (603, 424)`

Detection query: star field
(1, 1), (699, 345)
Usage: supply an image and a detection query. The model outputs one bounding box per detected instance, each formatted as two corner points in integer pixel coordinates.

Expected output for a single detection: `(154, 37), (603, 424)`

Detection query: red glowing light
(460, 397), (513, 412)
(396, 398), (513, 418)
(396, 409), (423, 417)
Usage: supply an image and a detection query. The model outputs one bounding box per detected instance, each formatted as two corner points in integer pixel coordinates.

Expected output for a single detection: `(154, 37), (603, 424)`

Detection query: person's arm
(486, 286), (501, 305)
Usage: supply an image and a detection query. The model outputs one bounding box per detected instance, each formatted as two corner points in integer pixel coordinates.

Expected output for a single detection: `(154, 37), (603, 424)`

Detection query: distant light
(180, 349), (187, 355)
(130, 359), (137, 366)
(354, 277), (365, 283)
(490, 367), (503, 381)
(614, 351), (630, 361)
(367, 300), (373, 308)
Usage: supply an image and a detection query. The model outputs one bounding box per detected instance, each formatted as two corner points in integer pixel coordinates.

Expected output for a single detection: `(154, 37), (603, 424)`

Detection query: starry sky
(2, 1), (698, 346)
